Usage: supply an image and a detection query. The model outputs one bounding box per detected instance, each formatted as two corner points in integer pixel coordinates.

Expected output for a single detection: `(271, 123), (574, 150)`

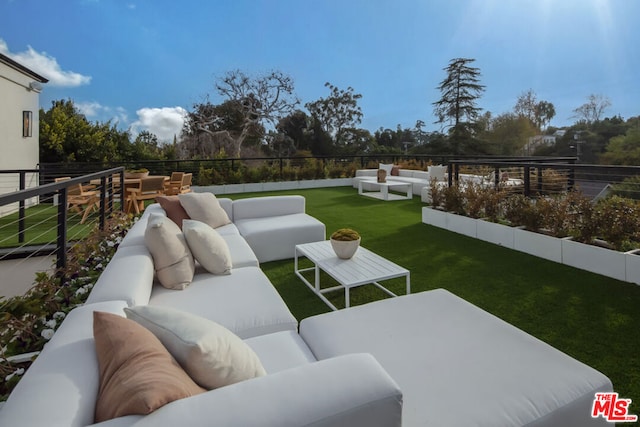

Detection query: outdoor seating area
(82, 171), (193, 216)
(0, 188), (622, 426)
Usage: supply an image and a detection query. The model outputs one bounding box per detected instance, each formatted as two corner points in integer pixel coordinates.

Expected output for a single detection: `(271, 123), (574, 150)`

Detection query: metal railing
(0, 168), (124, 269)
(448, 158), (640, 199)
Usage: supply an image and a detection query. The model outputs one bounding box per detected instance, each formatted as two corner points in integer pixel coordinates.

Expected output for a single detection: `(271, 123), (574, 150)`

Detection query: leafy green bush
(595, 196), (640, 250)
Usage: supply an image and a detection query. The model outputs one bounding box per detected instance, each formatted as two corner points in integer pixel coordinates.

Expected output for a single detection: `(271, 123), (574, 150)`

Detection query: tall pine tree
(432, 58), (485, 153)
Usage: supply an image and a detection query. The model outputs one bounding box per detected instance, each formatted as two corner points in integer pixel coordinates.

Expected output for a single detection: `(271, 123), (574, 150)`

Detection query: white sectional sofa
(0, 194), (613, 426)
(352, 165), (447, 196)
(0, 195), (402, 427)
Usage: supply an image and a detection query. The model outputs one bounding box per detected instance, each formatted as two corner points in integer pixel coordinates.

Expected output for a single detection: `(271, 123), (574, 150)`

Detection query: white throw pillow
(182, 219), (232, 275)
(144, 213), (195, 290)
(428, 165), (447, 182)
(124, 305), (266, 390)
(179, 192), (231, 229)
(379, 163), (394, 175)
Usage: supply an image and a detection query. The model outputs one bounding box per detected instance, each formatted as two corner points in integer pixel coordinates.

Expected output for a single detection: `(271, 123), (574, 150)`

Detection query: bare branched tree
(572, 94), (611, 125)
(193, 70), (299, 157)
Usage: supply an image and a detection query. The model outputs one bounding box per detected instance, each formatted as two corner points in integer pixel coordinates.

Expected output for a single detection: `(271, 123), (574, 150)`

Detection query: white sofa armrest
(232, 195), (305, 220)
(217, 197), (233, 220)
(92, 353), (402, 427)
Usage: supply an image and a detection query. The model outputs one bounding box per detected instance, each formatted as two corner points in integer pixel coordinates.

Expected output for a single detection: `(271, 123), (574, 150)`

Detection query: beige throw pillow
(144, 213), (195, 289)
(178, 192), (231, 229)
(182, 219), (232, 275)
(124, 305), (266, 390)
(93, 311), (205, 423)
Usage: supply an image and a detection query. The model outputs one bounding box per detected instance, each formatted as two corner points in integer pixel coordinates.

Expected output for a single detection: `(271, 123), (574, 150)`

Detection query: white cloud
(76, 101), (129, 124)
(0, 38), (91, 87)
(131, 107), (187, 143)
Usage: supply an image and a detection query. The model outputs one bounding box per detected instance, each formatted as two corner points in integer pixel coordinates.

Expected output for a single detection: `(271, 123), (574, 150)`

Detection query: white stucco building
(0, 52), (48, 215)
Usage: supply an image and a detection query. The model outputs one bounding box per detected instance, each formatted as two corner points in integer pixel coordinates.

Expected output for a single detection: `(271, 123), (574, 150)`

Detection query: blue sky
(1, 0), (638, 142)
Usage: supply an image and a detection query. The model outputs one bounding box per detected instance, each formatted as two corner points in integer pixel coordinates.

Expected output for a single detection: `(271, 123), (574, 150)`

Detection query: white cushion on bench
(149, 266), (297, 339)
(300, 289), (612, 427)
(235, 213), (325, 263)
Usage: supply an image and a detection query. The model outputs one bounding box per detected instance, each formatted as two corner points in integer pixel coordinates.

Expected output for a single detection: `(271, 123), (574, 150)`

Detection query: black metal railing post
(99, 175), (107, 230)
(119, 170), (125, 212)
(524, 166), (531, 197)
(18, 172), (26, 243)
(57, 187), (68, 271)
(568, 165), (575, 191)
(537, 167), (543, 193)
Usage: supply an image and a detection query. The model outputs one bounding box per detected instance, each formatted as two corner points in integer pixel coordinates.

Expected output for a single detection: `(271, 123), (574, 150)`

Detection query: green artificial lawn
(0, 204), (98, 248)
(229, 186), (640, 415)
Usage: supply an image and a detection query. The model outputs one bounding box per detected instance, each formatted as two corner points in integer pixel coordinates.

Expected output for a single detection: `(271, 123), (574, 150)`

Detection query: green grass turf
(228, 186), (640, 414)
(0, 203), (99, 248)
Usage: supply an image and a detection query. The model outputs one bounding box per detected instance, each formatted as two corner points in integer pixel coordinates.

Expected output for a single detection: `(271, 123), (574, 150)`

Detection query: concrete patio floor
(0, 256), (55, 299)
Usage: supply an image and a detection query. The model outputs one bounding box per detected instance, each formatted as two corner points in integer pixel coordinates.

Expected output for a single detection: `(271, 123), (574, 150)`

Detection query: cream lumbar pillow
(144, 213), (195, 290)
(178, 192), (231, 229)
(182, 219), (232, 275)
(124, 305), (266, 390)
(93, 311), (205, 423)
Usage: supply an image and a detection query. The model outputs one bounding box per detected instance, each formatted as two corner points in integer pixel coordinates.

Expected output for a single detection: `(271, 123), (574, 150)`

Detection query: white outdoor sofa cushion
(148, 266), (298, 339)
(233, 195), (326, 263)
(300, 289), (612, 427)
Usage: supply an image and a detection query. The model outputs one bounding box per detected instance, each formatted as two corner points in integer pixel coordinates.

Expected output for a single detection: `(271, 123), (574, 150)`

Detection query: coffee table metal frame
(357, 178), (413, 201)
(294, 240), (410, 311)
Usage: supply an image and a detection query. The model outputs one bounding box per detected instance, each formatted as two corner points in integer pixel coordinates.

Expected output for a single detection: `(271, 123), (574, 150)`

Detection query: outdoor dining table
(89, 175), (169, 213)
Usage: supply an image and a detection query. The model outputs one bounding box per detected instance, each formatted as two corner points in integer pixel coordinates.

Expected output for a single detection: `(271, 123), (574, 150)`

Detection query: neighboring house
(0, 52), (48, 216)
(524, 134), (556, 155)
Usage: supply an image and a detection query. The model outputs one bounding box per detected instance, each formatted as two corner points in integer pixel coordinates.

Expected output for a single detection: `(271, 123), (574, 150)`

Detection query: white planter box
(446, 212), (477, 238)
(561, 238), (627, 281)
(625, 249), (640, 285)
(421, 210), (637, 284)
(477, 220), (515, 248)
(243, 182), (264, 192)
(196, 178), (352, 195)
(422, 207), (448, 229)
(514, 228), (563, 263)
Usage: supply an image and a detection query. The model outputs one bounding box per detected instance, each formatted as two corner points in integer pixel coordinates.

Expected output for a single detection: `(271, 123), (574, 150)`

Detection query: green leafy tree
(482, 113), (537, 155)
(600, 128), (640, 165)
(39, 99), (132, 163)
(432, 58), (485, 142)
(131, 131), (162, 160)
(305, 82), (363, 147)
(275, 110), (313, 152)
(514, 89), (556, 131)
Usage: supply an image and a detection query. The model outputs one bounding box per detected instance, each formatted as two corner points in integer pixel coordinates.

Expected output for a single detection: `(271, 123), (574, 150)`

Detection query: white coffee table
(358, 178), (413, 201)
(294, 240), (410, 310)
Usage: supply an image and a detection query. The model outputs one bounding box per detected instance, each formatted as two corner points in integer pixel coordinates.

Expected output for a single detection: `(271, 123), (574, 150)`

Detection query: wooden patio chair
(165, 172), (192, 195)
(127, 176), (166, 214)
(55, 177), (100, 224)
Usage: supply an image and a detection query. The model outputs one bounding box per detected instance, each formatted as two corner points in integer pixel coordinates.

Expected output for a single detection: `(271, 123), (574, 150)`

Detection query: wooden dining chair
(127, 176), (166, 214)
(165, 172), (192, 195)
(165, 172), (185, 195)
(55, 177), (100, 224)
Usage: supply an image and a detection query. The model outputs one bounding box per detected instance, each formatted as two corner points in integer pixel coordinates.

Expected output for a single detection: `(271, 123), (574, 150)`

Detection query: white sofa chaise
(300, 289), (612, 427)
